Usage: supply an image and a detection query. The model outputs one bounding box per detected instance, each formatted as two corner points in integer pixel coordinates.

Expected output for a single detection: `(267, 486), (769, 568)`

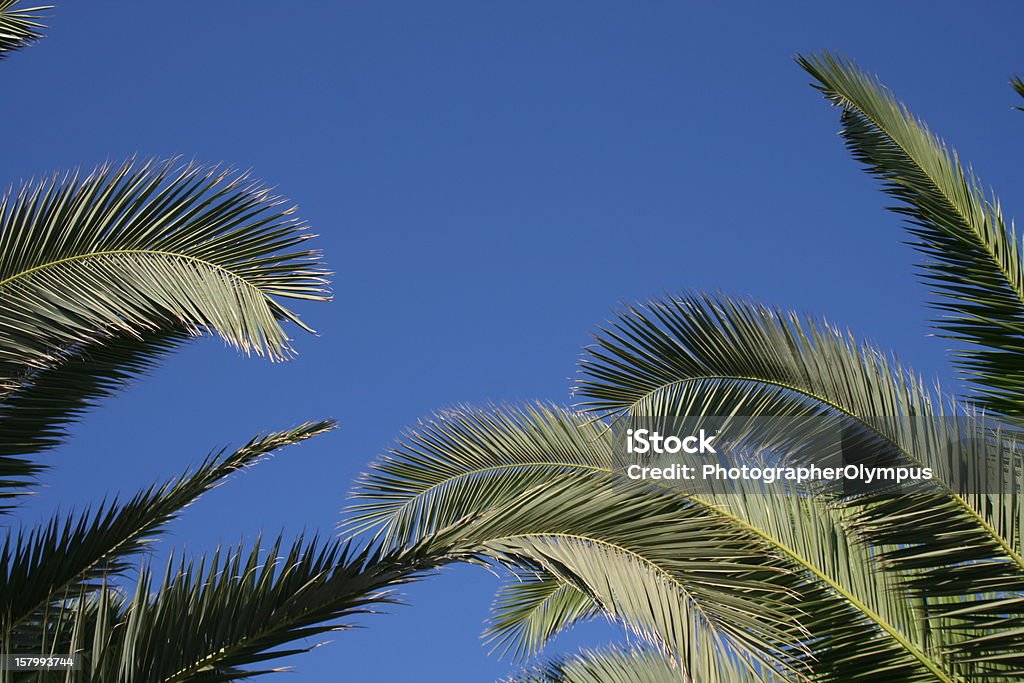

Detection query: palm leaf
(1012, 76), (1024, 110)
(349, 404), (958, 682)
(0, 1), (46, 59)
(0, 157), (329, 388)
(0, 421), (335, 650)
(576, 291), (1024, 677)
(460, 479), (807, 682)
(486, 565), (600, 659)
(73, 537), (443, 682)
(799, 53), (1024, 418)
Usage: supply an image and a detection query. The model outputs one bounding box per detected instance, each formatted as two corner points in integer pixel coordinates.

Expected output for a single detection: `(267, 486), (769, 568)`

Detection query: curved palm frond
(457, 479), (808, 682)
(799, 53), (1024, 418)
(348, 404), (957, 682)
(486, 565), (601, 659)
(576, 291), (1024, 677)
(0, 1), (46, 60)
(65, 537), (444, 682)
(0, 421), (335, 651)
(0, 157), (329, 386)
(0, 157), (330, 506)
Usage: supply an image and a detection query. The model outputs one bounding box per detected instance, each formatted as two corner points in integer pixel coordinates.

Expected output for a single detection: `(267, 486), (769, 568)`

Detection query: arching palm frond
(348, 405), (956, 682)
(799, 53), (1024, 418)
(0, 157), (329, 379)
(576, 292), (1024, 678)
(64, 537), (443, 682)
(0, 158), (330, 505)
(486, 565), (601, 659)
(1, 422), (335, 653)
(0, 1), (46, 60)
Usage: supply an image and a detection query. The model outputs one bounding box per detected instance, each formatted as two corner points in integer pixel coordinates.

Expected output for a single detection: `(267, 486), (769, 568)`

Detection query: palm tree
(348, 55), (1024, 681)
(0, 5), (446, 680)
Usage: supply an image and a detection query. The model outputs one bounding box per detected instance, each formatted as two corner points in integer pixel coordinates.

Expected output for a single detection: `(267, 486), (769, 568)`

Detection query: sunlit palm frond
(349, 404), (957, 682)
(343, 404), (614, 545)
(459, 480), (809, 682)
(0, 1), (46, 60)
(575, 292), (1019, 548)
(0, 157), (330, 507)
(576, 291), (1024, 676)
(0, 157), (329, 385)
(800, 53), (1024, 418)
(486, 565), (601, 659)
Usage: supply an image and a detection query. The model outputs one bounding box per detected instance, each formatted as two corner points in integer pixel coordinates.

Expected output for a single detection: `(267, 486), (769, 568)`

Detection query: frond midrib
(0, 248), (282, 300)
(360, 462), (610, 542)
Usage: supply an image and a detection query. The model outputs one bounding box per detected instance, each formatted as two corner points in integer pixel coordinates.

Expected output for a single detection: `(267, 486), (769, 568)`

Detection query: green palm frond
(0, 421), (335, 650)
(0, 157), (329, 386)
(576, 291), (1024, 677)
(460, 479), (808, 682)
(72, 537), (442, 682)
(575, 292), (1019, 549)
(502, 645), (730, 683)
(486, 566), (600, 659)
(799, 53), (1024, 418)
(350, 407), (808, 680)
(0, 1), (46, 59)
(349, 404), (959, 682)
(343, 403), (614, 545)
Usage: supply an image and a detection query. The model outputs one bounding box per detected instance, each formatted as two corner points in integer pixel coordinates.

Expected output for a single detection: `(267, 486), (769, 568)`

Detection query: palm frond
(75, 537), (442, 682)
(343, 403), (614, 545)
(0, 157), (330, 387)
(0, 421), (335, 648)
(486, 566), (600, 659)
(575, 292), (1019, 550)
(349, 404), (956, 682)
(576, 291), (1024, 677)
(0, 1), (47, 59)
(459, 480), (808, 682)
(800, 52), (1024, 418)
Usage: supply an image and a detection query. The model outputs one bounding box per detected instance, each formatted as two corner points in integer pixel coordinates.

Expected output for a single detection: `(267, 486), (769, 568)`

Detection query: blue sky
(3, 2), (1024, 680)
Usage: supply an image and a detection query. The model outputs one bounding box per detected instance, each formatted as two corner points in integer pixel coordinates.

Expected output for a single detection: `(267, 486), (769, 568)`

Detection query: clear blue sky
(3, 2), (1024, 680)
